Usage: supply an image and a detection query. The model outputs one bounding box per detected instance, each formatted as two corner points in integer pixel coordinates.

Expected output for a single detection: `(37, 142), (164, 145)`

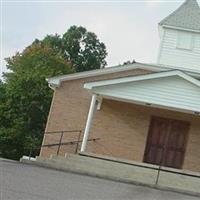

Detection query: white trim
(84, 70), (200, 89)
(46, 62), (200, 89)
(157, 27), (166, 64)
(46, 63), (162, 87)
(156, 64), (200, 76)
(47, 62), (200, 88)
(176, 31), (194, 50)
(162, 25), (200, 34)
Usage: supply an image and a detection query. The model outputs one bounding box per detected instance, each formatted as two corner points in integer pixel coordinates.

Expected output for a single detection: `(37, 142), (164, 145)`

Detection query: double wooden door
(143, 116), (190, 169)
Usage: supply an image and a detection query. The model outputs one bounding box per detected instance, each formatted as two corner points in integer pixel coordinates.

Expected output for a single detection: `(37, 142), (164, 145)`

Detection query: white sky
(1, 0), (199, 77)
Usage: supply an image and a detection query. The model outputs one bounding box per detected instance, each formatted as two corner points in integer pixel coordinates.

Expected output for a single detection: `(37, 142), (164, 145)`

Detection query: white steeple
(157, 0), (200, 71)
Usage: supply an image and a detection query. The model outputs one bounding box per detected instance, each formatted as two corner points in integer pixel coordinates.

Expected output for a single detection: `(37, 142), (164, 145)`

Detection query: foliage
(62, 26), (107, 72)
(0, 43), (73, 160)
(0, 26), (107, 160)
(41, 26), (107, 72)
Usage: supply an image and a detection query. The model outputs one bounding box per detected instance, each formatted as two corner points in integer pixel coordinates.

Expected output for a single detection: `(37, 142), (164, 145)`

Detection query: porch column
(80, 94), (97, 152)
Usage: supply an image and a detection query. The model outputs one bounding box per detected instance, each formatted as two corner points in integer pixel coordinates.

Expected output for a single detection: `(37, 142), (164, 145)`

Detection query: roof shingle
(159, 0), (200, 31)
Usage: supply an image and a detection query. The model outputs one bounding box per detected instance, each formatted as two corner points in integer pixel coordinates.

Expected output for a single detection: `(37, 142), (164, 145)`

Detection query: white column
(80, 94), (97, 152)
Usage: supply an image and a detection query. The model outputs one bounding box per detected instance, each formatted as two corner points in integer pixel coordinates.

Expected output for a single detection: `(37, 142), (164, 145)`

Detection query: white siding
(158, 28), (200, 71)
(93, 76), (200, 113)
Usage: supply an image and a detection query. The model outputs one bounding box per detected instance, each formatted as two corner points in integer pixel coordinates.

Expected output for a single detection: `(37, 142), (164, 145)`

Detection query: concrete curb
(20, 156), (200, 198)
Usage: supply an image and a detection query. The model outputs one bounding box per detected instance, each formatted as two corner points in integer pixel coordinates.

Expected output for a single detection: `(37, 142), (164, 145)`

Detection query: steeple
(157, 0), (200, 71)
(159, 0), (200, 32)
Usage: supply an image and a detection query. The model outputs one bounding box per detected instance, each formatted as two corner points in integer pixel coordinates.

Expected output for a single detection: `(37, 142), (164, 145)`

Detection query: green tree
(0, 26), (107, 160)
(0, 43), (73, 160)
(42, 26), (107, 72)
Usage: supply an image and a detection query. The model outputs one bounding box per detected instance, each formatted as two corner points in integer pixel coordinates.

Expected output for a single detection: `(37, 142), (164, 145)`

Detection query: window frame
(176, 31), (194, 51)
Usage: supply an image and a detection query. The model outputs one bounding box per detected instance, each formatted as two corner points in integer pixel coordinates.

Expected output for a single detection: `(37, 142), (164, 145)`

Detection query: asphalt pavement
(0, 158), (199, 200)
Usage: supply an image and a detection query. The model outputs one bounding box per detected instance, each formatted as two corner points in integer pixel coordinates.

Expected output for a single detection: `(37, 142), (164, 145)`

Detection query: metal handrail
(43, 130), (82, 155)
(80, 153), (200, 179)
(27, 130), (100, 158)
(42, 138), (100, 148)
(45, 130), (82, 134)
(43, 138), (100, 154)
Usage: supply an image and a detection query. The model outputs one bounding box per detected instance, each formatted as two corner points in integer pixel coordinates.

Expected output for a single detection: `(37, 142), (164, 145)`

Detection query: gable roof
(84, 70), (200, 89)
(47, 63), (162, 88)
(159, 0), (200, 32)
(84, 70), (200, 114)
(47, 62), (200, 88)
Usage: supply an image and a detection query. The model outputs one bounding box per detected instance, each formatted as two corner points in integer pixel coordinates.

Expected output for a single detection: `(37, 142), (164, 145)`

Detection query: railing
(44, 130), (82, 155)
(27, 130), (100, 159)
(80, 153), (200, 185)
(25, 132), (200, 193)
(26, 131), (200, 185)
(77, 137), (200, 186)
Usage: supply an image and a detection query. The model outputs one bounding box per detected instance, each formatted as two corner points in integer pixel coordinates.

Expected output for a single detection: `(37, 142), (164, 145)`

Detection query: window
(176, 32), (193, 50)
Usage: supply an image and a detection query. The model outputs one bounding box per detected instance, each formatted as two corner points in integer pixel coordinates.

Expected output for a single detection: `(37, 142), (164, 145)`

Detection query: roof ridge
(159, 0), (189, 26)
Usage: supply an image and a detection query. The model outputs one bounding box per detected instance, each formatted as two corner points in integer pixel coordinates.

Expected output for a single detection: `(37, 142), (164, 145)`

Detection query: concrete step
(50, 154), (158, 185)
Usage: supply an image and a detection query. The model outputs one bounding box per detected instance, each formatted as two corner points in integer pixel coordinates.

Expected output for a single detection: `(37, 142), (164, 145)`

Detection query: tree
(62, 26), (107, 72)
(42, 26), (107, 72)
(0, 43), (73, 160)
(0, 26), (107, 160)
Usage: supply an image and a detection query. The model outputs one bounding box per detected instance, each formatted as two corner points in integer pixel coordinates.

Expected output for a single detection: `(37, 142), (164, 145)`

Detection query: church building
(40, 0), (200, 174)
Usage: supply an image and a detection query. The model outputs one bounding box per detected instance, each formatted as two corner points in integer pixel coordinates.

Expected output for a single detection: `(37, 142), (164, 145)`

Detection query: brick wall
(40, 68), (200, 172)
(88, 100), (200, 172)
(40, 68), (151, 157)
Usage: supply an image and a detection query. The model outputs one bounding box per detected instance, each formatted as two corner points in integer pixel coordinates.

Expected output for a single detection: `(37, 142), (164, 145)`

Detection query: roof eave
(46, 63), (163, 88)
(84, 70), (200, 90)
(46, 63), (200, 89)
(160, 24), (200, 33)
